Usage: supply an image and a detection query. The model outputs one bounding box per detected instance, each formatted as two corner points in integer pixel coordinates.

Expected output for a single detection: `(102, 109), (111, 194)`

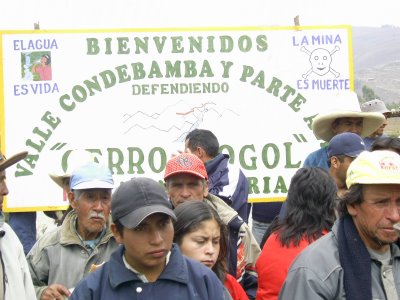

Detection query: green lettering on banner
(16, 111), (62, 176)
(148, 147), (167, 173)
(248, 177), (260, 194)
(274, 176), (287, 193)
(117, 37), (130, 54)
(148, 61), (163, 78)
(171, 36), (184, 53)
(239, 144), (257, 170)
(220, 61), (233, 78)
(134, 37), (149, 54)
(262, 143), (279, 169)
(127, 147), (145, 174)
(165, 61), (182, 78)
(108, 148), (124, 174)
(283, 142), (301, 168)
(86, 38), (99, 55)
(247, 176), (288, 196)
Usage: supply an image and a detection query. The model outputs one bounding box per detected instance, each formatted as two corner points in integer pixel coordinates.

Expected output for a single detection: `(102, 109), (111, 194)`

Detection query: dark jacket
(70, 244), (224, 300)
(206, 153), (249, 222)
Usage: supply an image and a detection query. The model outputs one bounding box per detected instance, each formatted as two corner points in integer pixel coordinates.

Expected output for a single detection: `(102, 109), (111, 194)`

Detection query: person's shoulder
(32, 225), (62, 251)
(289, 231), (340, 274)
(305, 147), (327, 159)
(205, 194), (239, 222)
(0, 223), (24, 247)
(303, 147), (328, 169)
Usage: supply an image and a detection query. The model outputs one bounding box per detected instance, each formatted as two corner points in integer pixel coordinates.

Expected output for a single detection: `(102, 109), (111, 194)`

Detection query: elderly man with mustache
(27, 161), (118, 300)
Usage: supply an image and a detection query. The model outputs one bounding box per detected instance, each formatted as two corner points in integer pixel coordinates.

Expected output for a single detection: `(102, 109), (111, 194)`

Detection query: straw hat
(0, 135), (28, 172)
(361, 99), (390, 114)
(49, 150), (96, 188)
(312, 92), (385, 142)
(0, 150), (28, 172)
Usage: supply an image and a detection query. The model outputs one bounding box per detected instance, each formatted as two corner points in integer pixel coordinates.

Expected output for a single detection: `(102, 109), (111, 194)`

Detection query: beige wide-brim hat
(49, 149), (96, 188)
(0, 150), (28, 172)
(361, 99), (390, 114)
(312, 110), (385, 142)
(311, 91), (385, 142)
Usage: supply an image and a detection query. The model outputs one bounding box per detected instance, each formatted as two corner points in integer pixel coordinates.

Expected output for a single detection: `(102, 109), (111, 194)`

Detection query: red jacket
(255, 231), (326, 300)
(225, 273), (248, 300)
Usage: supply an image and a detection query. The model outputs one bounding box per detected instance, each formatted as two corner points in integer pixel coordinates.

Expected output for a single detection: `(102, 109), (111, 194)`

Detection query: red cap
(164, 153), (208, 180)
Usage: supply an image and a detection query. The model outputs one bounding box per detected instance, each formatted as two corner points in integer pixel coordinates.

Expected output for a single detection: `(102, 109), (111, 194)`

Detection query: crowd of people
(1, 93), (400, 299)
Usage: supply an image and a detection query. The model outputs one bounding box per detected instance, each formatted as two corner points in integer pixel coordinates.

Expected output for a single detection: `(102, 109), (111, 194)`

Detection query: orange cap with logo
(164, 153), (208, 180)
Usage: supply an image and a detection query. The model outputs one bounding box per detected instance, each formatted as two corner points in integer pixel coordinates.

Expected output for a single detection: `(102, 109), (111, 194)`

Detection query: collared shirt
(369, 247), (398, 300)
(73, 217), (106, 253)
(122, 251), (171, 283)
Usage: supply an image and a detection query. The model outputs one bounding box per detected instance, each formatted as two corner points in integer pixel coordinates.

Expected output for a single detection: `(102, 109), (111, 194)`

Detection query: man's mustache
(89, 212), (105, 220)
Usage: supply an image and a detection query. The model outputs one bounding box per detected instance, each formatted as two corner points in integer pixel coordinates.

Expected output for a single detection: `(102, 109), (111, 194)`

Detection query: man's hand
(41, 284), (71, 300)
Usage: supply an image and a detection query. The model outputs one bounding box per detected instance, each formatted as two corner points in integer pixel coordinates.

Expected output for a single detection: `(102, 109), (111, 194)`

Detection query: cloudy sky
(1, 0), (399, 30)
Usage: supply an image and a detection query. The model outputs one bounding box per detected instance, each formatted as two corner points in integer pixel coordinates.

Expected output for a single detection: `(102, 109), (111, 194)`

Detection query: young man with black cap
(327, 132), (366, 197)
(71, 177), (224, 300)
(0, 148), (36, 299)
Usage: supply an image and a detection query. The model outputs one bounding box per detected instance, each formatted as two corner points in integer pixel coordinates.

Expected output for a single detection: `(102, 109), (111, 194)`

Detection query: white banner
(0, 26), (353, 211)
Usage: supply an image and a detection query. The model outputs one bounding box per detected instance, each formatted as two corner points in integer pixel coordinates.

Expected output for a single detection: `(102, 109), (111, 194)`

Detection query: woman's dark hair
(173, 200), (228, 282)
(42, 54), (51, 65)
(371, 136), (400, 154)
(271, 167), (337, 247)
(337, 184), (363, 217)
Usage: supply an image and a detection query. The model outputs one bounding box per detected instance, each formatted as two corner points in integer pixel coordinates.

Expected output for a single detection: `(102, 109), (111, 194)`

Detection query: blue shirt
(303, 147), (329, 171)
(70, 244), (224, 300)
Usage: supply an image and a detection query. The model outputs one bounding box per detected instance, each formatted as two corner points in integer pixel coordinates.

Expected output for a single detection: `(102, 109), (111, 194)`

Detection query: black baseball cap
(111, 177), (176, 229)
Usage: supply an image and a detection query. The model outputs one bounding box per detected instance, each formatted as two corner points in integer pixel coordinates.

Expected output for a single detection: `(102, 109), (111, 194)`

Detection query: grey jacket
(279, 221), (400, 299)
(26, 211), (118, 299)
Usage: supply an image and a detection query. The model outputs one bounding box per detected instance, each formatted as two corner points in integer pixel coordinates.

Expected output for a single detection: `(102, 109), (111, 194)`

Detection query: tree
(361, 85), (380, 101)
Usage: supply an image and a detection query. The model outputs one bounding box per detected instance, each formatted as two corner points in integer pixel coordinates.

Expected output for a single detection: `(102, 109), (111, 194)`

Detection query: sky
(1, 0), (399, 30)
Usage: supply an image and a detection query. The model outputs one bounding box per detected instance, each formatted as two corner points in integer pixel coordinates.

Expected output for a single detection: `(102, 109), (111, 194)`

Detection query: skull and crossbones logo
(301, 46), (340, 79)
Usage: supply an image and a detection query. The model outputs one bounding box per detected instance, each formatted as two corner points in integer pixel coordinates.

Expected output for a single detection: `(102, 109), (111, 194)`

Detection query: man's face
(0, 170), (9, 211)
(348, 184), (400, 252)
(112, 213), (174, 278)
(330, 156), (356, 189)
(332, 117), (363, 136)
(165, 174), (208, 208)
(69, 188), (111, 240)
(373, 118), (388, 136)
(179, 219), (221, 269)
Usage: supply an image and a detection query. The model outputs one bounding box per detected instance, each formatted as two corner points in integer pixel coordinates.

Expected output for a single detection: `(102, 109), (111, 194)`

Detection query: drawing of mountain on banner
(122, 100), (239, 141)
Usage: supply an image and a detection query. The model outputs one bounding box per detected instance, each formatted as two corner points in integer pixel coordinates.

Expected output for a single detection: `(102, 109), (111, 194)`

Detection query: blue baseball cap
(327, 132), (366, 158)
(70, 161), (114, 190)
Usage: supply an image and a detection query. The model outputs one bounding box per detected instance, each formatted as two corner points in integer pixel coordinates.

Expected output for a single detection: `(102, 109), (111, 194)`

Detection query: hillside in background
(353, 26), (400, 106)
